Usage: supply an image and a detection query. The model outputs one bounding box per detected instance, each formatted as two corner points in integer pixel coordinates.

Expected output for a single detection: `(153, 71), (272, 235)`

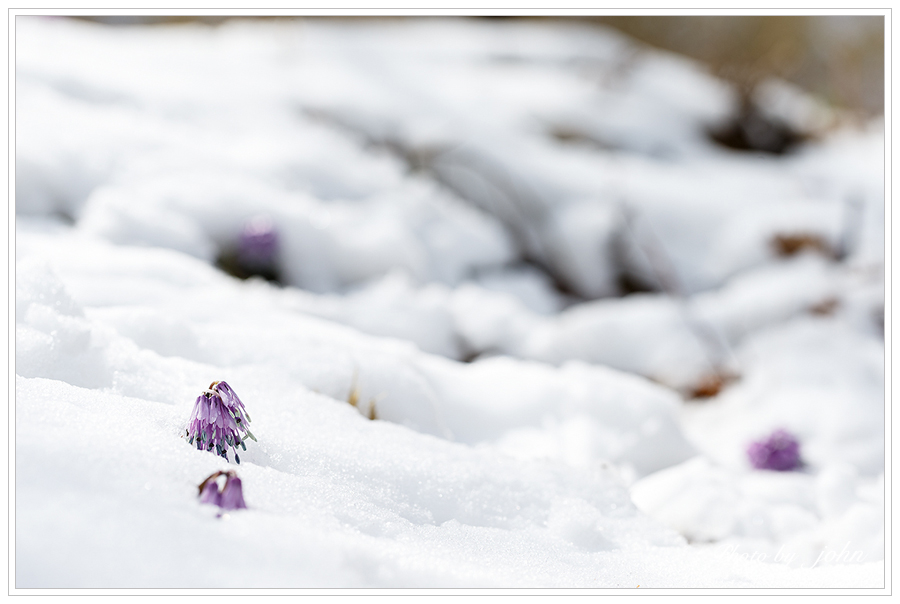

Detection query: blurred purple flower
(238, 216), (278, 271)
(198, 470), (247, 512)
(219, 474), (247, 510)
(747, 429), (802, 471)
(199, 477), (221, 506)
(184, 380), (256, 463)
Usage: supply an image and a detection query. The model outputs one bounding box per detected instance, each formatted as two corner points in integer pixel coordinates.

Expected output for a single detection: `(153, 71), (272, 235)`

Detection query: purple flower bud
(219, 474), (247, 511)
(747, 429), (802, 471)
(198, 476), (222, 506)
(185, 381), (256, 463)
(197, 471), (247, 513)
(237, 216), (278, 271)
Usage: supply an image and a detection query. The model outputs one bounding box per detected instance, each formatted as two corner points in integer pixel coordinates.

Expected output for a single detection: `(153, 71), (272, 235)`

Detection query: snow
(13, 16), (885, 590)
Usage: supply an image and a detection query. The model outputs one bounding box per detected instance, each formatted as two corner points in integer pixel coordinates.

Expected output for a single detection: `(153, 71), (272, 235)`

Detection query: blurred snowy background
(14, 15), (885, 588)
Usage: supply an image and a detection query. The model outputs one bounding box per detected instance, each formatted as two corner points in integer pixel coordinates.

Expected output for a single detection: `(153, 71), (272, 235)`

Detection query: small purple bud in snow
(198, 471), (247, 512)
(237, 216), (278, 271)
(184, 380), (256, 462)
(219, 474), (247, 511)
(747, 429), (802, 471)
(199, 476), (222, 506)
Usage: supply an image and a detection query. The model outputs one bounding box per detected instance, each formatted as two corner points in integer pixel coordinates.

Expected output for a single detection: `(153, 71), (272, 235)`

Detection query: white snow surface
(14, 17), (884, 589)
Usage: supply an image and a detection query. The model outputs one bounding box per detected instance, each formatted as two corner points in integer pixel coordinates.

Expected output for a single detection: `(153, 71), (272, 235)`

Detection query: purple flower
(184, 380), (256, 463)
(237, 216), (278, 272)
(198, 471), (247, 512)
(747, 429), (802, 471)
(219, 475), (247, 510)
(199, 477), (221, 506)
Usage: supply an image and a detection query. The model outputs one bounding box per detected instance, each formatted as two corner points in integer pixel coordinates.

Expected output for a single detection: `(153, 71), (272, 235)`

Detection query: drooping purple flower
(218, 474), (247, 511)
(184, 380), (256, 463)
(237, 216), (278, 272)
(198, 476), (222, 506)
(747, 429), (802, 471)
(197, 470), (247, 513)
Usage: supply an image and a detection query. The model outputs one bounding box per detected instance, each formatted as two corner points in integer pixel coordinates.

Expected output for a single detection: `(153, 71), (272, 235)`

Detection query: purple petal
(217, 382), (239, 408)
(208, 397), (219, 424)
(189, 395), (203, 422)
